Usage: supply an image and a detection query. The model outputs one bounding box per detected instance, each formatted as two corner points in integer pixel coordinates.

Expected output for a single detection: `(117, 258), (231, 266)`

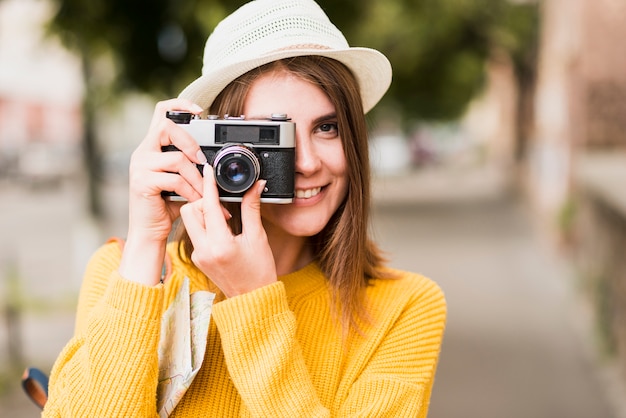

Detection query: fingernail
(192, 104), (203, 113)
(197, 150), (208, 165)
(203, 163), (211, 177)
(258, 180), (267, 196)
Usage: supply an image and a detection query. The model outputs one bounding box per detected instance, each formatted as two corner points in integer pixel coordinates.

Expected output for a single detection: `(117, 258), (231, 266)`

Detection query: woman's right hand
(119, 99), (207, 286)
(126, 99), (208, 242)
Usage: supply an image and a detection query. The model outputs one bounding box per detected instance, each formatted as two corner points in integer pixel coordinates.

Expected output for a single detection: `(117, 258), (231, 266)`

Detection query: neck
(264, 222), (314, 276)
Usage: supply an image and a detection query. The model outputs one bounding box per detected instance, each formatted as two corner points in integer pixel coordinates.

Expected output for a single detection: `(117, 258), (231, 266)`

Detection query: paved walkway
(372, 167), (624, 418)
(1, 166), (624, 417)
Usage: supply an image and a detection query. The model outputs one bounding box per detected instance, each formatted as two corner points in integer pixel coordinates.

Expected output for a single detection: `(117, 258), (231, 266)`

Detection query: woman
(44, 0), (446, 416)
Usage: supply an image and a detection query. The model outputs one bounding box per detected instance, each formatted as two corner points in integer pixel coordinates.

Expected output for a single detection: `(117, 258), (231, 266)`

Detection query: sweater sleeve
(211, 281), (330, 417)
(43, 242), (165, 417)
(339, 278), (447, 417)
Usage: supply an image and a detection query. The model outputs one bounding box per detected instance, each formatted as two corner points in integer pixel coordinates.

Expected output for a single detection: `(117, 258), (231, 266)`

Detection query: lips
(295, 186), (322, 199)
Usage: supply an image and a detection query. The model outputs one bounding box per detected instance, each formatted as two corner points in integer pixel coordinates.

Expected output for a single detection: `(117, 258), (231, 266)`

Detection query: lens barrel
(213, 145), (260, 193)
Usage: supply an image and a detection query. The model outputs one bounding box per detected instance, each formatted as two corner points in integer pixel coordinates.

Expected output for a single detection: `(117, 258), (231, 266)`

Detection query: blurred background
(1, 0), (625, 416)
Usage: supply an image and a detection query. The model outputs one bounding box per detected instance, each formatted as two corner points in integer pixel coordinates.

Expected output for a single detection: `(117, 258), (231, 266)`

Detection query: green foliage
(47, 0), (234, 96)
(336, 0), (539, 124)
(46, 0), (538, 123)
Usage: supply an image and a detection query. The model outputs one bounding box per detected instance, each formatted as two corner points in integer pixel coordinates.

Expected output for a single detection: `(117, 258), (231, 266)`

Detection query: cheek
(329, 146), (349, 194)
(328, 163), (349, 215)
(326, 142), (348, 177)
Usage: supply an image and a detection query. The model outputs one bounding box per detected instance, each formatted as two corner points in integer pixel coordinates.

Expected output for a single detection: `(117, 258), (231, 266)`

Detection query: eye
(315, 122), (339, 137)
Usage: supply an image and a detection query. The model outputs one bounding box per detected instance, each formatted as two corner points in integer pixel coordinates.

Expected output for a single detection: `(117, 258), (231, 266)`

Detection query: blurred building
(0, 0), (83, 184)
(467, 0), (626, 392)
(529, 0), (626, 393)
(528, 0), (626, 215)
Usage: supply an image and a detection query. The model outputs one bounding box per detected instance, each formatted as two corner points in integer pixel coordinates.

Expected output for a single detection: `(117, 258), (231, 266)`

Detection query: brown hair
(177, 56), (390, 333)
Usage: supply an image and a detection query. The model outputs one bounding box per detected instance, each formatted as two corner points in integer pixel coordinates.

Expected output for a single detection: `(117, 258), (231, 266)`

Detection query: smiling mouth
(295, 187), (322, 199)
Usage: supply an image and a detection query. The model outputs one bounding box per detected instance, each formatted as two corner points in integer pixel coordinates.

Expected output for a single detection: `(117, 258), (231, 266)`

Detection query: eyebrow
(312, 112), (337, 125)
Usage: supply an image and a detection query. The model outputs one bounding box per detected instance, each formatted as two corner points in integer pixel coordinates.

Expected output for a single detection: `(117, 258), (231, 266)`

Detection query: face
(243, 69), (349, 238)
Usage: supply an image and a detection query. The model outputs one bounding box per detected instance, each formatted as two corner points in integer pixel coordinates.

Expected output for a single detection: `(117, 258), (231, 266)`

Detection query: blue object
(21, 367), (49, 409)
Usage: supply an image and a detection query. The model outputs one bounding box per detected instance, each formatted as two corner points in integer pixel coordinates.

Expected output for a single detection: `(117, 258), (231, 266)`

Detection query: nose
(295, 132), (322, 176)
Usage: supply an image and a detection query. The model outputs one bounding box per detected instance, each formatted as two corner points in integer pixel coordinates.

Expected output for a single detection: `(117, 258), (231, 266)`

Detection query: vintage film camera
(162, 111), (295, 203)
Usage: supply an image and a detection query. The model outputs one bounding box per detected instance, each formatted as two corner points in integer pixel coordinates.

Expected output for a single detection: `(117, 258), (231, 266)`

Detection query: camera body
(162, 111), (295, 203)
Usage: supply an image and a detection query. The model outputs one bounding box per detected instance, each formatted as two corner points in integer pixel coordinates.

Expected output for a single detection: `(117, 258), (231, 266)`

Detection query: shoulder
(74, 238), (125, 332)
(371, 268), (445, 304)
(83, 238), (124, 273)
(367, 268), (447, 322)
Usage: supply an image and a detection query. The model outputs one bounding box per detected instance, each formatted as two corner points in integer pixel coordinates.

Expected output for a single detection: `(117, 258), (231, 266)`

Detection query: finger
(166, 153), (204, 198)
(221, 206), (233, 220)
(131, 150), (204, 199)
(201, 164), (233, 237)
(134, 171), (203, 202)
(145, 99), (207, 166)
(160, 121), (208, 165)
(240, 179), (267, 236)
(139, 148), (202, 179)
(179, 201), (206, 244)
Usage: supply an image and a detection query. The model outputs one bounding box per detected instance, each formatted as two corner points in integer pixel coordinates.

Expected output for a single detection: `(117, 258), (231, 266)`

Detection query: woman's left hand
(180, 164), (278, 297)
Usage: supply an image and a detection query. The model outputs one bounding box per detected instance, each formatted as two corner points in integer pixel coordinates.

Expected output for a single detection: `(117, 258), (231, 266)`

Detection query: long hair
(177, 56), (391, 333)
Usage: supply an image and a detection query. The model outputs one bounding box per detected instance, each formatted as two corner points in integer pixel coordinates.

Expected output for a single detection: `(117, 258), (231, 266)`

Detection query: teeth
(296, 187), (321, 199)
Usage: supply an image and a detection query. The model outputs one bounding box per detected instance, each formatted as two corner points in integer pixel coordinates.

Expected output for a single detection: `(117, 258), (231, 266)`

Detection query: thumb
(240, 180), (266, 235)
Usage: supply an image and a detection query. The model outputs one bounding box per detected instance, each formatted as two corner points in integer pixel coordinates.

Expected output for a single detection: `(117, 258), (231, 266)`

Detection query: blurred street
(0, 166), (624, 417)
(373, 168), (623, 418)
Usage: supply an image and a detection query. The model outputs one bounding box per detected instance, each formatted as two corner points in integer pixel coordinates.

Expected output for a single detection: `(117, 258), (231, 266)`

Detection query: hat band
(267, 43), (333, 55)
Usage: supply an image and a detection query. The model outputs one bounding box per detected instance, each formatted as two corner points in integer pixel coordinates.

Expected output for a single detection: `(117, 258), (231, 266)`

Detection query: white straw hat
(178, 0), (392, 114)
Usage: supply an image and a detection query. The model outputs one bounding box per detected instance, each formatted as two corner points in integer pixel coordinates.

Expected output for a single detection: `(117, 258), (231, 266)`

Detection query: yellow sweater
(44, 239), (446, 417)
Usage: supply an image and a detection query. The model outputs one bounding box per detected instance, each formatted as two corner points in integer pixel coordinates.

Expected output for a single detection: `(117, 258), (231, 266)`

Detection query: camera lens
(213, 145), (260, 193)
(225, 161), (247, 184)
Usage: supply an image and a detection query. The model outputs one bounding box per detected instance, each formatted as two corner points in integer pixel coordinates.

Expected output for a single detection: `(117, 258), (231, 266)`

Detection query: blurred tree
(49, 0), (231, 96)
(347, 0), (539, 128)
(39, 0), (537, 217)
(496, 2), (539, 161)
(45, 0), (241, 218)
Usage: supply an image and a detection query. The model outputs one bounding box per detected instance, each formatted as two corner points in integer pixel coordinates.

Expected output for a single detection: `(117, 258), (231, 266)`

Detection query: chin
(261, 209), (329, 238)
(282, 219), (328, 238)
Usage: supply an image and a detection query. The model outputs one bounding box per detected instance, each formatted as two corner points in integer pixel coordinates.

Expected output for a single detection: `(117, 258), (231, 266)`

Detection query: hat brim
(178, 47), (392, 114)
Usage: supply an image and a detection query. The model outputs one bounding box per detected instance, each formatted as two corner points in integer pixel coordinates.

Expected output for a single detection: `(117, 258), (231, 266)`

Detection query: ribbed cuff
(104, 270), (164, 321)
(212, 281), (288, 332)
